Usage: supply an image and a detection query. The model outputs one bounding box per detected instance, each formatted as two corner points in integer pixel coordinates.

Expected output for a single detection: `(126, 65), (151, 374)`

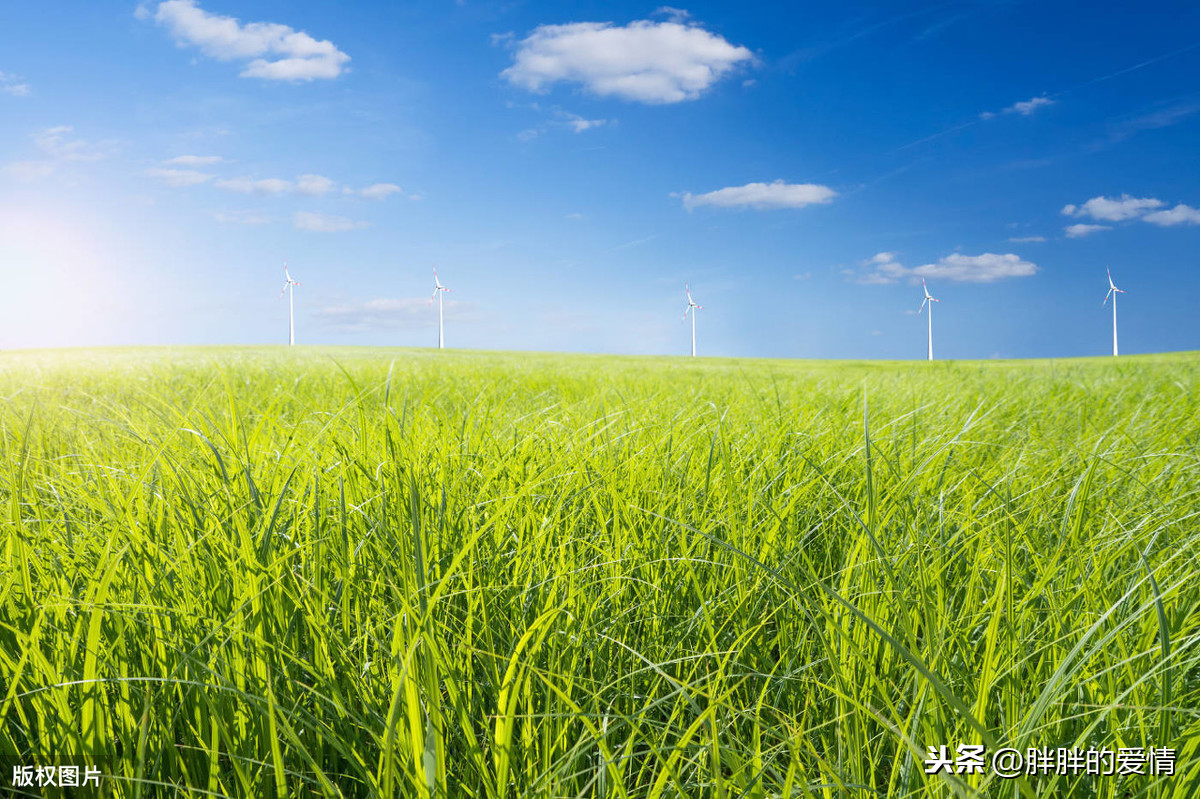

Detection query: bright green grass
(1, 346), (1198, 798)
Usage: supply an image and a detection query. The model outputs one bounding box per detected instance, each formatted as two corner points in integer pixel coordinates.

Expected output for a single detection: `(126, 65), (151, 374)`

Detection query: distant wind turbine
(280, 262), (301, 346)
(918, 277), (939, 361)
(429, 266), (451, 349)
(1103, 267), (1125, 357)
(682, 284), (703, 357)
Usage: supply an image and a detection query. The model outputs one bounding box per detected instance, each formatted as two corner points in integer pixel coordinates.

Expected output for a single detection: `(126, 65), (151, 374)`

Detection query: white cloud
(856, 251), (1038, 284)
(1008, 235), (1046, 243)
(294, 173), (336, 196)
(165, 154), (223, 166)
(652, 7), (692, 22)
(1142, 203), (1200, 227)
(1006, 95), (1053, 116)
(681, 180), (837, 211)
(853, 252), (911, 284)
(502, 18), (754, 104)
(316, 297), (472, 331)
(0, 71), (31, 97)
(145, 167), (214, 186)
(215, 176), (293, 195)
(914, 253), (1038, 282)
(293, 211), (366, 232)
(145, 0), (350, 81)
(3, 126), (116, 180)
(356, 182), (403, 200)
(559, 111), (609, 132)
(34, 126), (116, 162)
(1064, 223), (1111, 238)
(1062, 194), (1163, 222)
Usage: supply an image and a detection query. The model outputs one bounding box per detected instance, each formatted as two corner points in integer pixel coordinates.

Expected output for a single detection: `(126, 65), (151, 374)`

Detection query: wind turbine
(1103, 267), (1125, 356)
(682, 284), (703, 357)
(429, 266), (451, 349)
(280, 262), (301, 346)
(918, 277), (939, 361)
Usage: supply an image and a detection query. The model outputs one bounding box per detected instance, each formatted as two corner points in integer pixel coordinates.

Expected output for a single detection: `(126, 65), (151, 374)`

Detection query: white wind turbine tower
(918, 277), (940, 361)
(280, 262), (301, 346)
(1103, 267), (1125, 356)
(682, 284), (703, 357)
(429, 266), (452, 349)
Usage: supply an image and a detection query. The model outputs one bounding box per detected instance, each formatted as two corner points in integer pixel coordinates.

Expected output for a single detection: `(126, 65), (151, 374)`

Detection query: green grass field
(1, 347), (1198, 797)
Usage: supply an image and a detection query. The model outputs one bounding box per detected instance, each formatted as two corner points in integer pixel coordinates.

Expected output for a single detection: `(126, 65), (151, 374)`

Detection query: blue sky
(1, 1), (1198, 359)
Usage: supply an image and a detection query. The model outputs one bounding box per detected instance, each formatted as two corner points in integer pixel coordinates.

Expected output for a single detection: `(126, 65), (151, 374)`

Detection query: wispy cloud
(558, 111), (609, 133)
(140, 0), (350, 81)
(215, 176), (294, 195)
(34, 125), (117, 162)
(680, 180), (837, 211)
(3, 126), (117, 180)
(854, 251), (1038, 284)
(0, 71), (31, 97)
(316, 297), (473, 331)
(514, 109), (613, 141)
(501, 17), (754, 104)
(3, 161), (55, 181)
(1007, 95), (1054, 116)
(1008, 235), (1046, 243)
(145, 167), (214, 186)
(293, 211), (367, 232)
(352, 182), (404, 200)
(1103, 99), (1200, 145)
(213, 175), (339, 196)
(165, 154), (223, 166)
(1063, 223), (1111, 238)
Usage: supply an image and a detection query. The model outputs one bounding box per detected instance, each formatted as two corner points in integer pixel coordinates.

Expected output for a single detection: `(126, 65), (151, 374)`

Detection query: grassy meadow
(1, 346), (1198, 797)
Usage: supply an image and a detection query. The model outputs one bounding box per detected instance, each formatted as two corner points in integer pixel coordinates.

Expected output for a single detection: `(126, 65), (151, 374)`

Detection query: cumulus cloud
(293, 211), (366, 232)
(143, 0), (350, 81)
(1062, 194), (1163, 222)
(501, 18), (754, 104)
(165, 154), (223, 166)
(316, 297), (473, 332)
(680, 180), (837, 211)
(145, 167), (214, 186)
(1064, 223), (1111, 238)
(295, 173), (336, 196)
(0, 71), (31, 97)
(856, 251), (1038, 284)
(1142, 203), (1200, 227)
